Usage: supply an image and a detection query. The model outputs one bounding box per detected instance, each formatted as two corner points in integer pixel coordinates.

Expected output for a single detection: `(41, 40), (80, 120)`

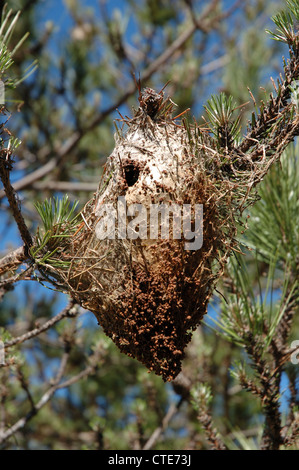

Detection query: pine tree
(0, 0), (298, 450)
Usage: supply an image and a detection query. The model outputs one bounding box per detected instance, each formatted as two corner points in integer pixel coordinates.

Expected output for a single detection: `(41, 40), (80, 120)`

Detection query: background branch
(4, 300), (78, 349)
(0, 347), (70, 444)
(0, 245), (27, 276)
(0, 155), (32, 251)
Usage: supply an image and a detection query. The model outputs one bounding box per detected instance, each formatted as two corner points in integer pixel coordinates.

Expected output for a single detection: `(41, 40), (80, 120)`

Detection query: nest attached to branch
(33, 85), (297, 381)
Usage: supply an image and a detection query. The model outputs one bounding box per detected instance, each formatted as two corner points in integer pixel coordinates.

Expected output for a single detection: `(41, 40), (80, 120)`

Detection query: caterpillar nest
(34, 87), (270, 381)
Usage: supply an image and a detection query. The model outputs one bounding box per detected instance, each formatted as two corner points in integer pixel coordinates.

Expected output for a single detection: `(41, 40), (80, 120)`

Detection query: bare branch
(0, 328), (106, 445)
(0, 1), (239, 198)
(31, 180), (98, 192)
(142, 398), (184, 450)
(196, 407), (227, 450)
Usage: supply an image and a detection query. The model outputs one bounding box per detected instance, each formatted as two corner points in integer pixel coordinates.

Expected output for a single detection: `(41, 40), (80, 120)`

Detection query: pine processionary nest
(34, 87), (289, 381)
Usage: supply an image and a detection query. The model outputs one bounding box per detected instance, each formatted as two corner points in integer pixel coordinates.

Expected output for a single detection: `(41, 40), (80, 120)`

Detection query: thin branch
(142, 398), (184, 450)
(0, 245), (27, 276)
(0, 1), (238, 198)
(55, 343), (105, 391)
(275, 282), (299, 356)
(55, 364), (97, 390)
(0, 348), (70, 444)
(142, 372), (192, 450)
(0, 155), (32, 251)
(31, 180), (98, 192)
(16, 367), (35, 410)
(0, 331), (105, 445)
(4, 300), (78, 349)
(0, 134), (81, 198)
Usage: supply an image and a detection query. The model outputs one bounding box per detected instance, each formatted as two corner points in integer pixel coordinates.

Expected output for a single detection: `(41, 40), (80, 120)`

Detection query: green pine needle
(206, 251), (298, 356)
(266, 0), (299, 46)
(204, 93), (241, 149)
(0, 8), (37, 89)
(31, 195), (81, 268)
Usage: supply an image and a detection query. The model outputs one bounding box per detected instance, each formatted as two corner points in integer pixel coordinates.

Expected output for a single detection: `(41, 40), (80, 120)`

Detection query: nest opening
(123, 161), (140, 187)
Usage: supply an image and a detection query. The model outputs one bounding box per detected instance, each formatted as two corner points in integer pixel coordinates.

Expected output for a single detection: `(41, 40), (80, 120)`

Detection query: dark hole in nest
(124, 162), (140, 187)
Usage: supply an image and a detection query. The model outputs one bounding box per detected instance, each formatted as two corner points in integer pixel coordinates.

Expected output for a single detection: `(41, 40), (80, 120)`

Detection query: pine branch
(0, 327), (106, 445)
(4, 300), (78, 349)
(238, 2), (299, 159)
(142, 398), (184, 450)
(191, 384), (227, 450)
